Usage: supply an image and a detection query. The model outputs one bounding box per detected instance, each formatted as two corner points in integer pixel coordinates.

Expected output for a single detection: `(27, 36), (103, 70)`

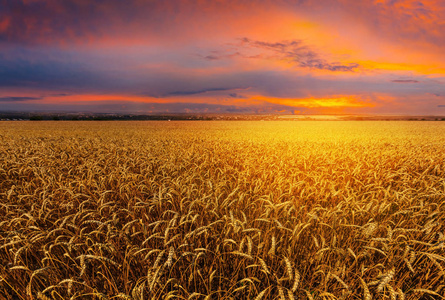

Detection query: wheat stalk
(360, 278), (372, 300)
(254, 288), (268, 300)
(377, 268), (395, 293)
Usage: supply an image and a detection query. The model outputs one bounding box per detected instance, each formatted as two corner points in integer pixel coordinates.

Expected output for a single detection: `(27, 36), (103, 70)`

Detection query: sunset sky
(1, 0), (445, 115)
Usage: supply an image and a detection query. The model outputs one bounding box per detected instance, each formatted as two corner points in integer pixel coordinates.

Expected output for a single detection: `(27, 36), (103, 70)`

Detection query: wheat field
(1, 121), (444, 300)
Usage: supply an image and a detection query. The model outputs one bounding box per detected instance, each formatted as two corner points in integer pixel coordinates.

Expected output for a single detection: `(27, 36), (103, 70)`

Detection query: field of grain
(1, 121), (444, 300)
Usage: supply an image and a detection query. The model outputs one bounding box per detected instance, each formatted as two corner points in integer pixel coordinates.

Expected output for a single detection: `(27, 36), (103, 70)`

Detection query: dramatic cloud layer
(0, 0), (444, 114)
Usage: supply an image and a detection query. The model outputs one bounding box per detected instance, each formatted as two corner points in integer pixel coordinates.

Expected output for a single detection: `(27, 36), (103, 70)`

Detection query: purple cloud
(0, 96), (42, 102)
(391, 79), (420, 83)
(237, 37), (360, 72)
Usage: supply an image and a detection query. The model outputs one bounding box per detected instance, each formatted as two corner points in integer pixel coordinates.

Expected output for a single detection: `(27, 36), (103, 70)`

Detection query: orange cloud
(248, 95), (375, 108)
(359, 60), (445, 75)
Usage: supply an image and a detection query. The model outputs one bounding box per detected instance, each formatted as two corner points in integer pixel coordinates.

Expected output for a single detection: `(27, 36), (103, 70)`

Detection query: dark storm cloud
(238, 37), (360, 71)
(0, 96), (42, 102)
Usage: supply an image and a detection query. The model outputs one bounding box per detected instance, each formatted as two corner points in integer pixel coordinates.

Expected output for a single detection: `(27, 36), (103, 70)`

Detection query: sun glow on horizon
(249, 95), (376, 108)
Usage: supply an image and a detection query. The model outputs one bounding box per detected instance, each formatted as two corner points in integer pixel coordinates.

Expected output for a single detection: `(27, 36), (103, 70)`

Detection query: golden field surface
(0, 121), (444, 300)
